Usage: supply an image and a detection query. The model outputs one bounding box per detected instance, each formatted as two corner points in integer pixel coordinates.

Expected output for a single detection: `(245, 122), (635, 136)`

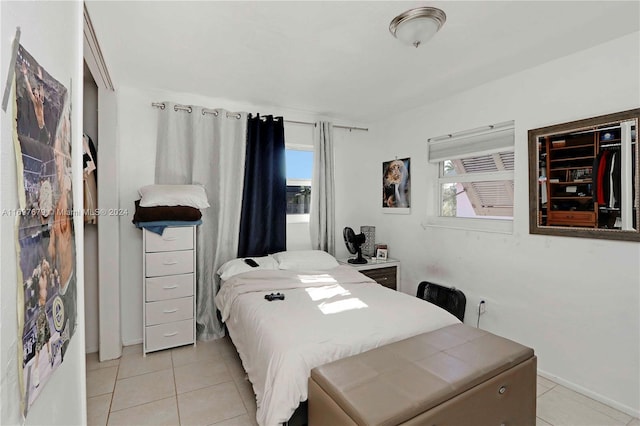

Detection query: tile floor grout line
(225, 356), (255, 420)
(536, 416), (554, 426)
(231, 373), (249, 412)
(537, 386), (554, 398)
(546, 384), (633, 424)
(539, 377), (636, 425)
(210, 412), (248, 426)
(108, 366), (175, 413)
(536, 414), (555, 426)
(105, 357), (121, 426)
(538, 385), (633, 426)
(171, 349), (183, 425)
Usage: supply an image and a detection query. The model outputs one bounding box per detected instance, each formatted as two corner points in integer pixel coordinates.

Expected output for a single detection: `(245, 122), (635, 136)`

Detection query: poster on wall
(382, 157), (411, 214)
(13, 44), (76, 418)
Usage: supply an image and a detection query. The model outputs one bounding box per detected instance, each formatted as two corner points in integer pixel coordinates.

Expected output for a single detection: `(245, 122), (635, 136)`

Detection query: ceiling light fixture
(389, 7), (446, 48)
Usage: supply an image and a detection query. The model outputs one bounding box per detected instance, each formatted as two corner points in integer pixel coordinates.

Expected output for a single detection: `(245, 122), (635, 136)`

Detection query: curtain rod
(428, 120), (514, 143)
(152, 102), (242, 119)
(285, 119), (368, 132)
(151, 102), (368, 132)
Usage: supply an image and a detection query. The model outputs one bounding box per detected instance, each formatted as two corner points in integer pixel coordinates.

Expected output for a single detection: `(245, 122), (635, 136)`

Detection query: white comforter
(215, 266), (460, 426)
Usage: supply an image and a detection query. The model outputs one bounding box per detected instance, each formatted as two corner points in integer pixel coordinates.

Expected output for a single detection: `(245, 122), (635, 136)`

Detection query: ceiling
(85, 1), (640, 123)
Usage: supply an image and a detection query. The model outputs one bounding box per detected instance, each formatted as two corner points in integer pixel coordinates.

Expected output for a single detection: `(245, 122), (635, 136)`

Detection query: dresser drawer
(360, 266), (397, 290)
(146, 296), (193, 325)
(547, 210), (596, 227)
(144, 227), (194, 253)
(145, 319), (194, 353)
(145, 250), (194, 277)
(146, 274), (194, 302)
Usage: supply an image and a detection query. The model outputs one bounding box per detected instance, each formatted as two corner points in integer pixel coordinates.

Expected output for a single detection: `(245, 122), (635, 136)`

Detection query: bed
(214, 251), (461, 426)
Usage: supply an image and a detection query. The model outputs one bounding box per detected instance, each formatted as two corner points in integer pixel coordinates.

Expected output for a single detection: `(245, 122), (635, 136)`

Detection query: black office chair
(417, 281), (466, 322)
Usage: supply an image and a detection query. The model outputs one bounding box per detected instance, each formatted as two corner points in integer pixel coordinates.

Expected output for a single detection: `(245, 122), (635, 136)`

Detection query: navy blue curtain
(237, 115), (286, 257)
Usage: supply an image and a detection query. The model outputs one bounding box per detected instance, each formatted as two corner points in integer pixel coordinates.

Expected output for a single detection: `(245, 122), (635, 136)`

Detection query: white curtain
(310, 121), (335, 254)
(155, 102), (247, 340)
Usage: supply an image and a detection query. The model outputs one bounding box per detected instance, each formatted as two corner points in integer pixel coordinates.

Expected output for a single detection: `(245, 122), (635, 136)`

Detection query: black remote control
(244, 258), (259, 267)
(265, 292), (285, 301)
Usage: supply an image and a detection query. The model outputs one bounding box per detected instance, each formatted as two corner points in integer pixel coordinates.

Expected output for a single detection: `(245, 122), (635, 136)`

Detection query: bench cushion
(310, 324), (534, 426)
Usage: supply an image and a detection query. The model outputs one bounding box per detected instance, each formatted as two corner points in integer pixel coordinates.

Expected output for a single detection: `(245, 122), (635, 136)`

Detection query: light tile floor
(87, 337), (639, 426)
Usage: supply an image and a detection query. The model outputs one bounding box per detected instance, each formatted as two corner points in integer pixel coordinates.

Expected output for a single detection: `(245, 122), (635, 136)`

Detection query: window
(427, 121), (515, 233)
(440, 152), (514, 218)
(286, 149), (313, 223)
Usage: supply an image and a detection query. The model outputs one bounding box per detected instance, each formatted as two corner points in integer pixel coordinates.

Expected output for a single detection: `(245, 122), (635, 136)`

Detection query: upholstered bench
(308, 324), (536, 426)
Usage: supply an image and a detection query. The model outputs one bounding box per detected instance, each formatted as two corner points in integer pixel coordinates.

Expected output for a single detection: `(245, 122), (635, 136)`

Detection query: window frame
(285, 145), (313, 224)
(286, 178), (311, 223)
(425, 122), (515, 234)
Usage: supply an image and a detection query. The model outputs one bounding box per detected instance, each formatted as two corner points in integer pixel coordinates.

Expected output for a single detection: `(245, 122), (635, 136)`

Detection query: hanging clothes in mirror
(83, 134), (98, 224)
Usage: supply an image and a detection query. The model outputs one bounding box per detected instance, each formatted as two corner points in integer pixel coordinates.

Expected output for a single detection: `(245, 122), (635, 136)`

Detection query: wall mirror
(528, 109), (639, 241)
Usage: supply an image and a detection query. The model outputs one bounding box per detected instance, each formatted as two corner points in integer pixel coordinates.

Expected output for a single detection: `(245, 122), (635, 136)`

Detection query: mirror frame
(528, 108), (640, 242)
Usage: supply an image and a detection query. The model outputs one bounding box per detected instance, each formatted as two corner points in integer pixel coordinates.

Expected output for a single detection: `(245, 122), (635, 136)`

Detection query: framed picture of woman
(382, 157), (410, 214)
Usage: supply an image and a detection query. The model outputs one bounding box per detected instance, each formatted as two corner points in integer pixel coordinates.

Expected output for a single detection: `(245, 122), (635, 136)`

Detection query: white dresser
(142, 226), (196, 354)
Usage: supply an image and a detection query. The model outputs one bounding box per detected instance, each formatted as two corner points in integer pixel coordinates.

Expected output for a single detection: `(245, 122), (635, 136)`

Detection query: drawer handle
(498, 386), (507, 394)
(162, 237), (178, 241)
(163, 285), (178, 290)
(163, 308), (178, 314)
(163, 332), (178, 337)
(162, 260), (178, 265)
(379, 277), (388, 281)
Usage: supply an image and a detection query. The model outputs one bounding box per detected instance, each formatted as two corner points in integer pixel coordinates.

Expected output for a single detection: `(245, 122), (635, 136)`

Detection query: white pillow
(138, 184), (210, 209)
(273, 250), (339, 271)
(217, 255), (279, 281)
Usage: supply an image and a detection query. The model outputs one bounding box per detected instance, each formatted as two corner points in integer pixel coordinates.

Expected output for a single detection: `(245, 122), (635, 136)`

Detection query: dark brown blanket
(133, 199), (202, 223)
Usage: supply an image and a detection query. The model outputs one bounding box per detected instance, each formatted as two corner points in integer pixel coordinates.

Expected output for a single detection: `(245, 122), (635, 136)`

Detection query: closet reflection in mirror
(528, 109), (640, 241)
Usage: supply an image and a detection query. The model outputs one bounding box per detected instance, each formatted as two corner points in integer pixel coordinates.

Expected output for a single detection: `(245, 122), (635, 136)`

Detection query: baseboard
(85, 338), (142, 356)
(122, 337), (143, 347)
(537, 369), (639, 419)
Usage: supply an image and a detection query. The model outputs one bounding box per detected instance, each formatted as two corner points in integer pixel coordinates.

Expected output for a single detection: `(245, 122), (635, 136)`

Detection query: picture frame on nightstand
(376, 248), (388, 261)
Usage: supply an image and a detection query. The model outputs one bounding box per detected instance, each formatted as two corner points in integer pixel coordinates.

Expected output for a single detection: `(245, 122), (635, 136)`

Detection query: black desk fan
(343, 227), (367, 264)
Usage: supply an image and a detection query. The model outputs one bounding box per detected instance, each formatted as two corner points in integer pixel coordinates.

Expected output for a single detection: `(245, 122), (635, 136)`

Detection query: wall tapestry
(13, 44), (76, 417)
(382, 157), (411, 214)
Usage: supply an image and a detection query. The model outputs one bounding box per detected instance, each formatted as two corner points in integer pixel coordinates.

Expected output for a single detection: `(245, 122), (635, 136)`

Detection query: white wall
(341, 33), (640, 416)
(1, 2), (86, 424)
(113, 86), (369, 345)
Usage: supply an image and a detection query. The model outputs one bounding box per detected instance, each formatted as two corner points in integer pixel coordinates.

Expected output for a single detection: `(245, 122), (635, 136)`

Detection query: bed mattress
(215, 265), (460, 426)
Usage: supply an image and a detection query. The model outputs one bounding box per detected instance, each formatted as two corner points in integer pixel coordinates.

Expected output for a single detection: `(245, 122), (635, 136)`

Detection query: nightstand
(338, 258), (400, 291)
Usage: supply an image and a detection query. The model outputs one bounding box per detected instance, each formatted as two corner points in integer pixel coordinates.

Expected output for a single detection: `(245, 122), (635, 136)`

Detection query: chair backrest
(417, 281), (466, 322)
